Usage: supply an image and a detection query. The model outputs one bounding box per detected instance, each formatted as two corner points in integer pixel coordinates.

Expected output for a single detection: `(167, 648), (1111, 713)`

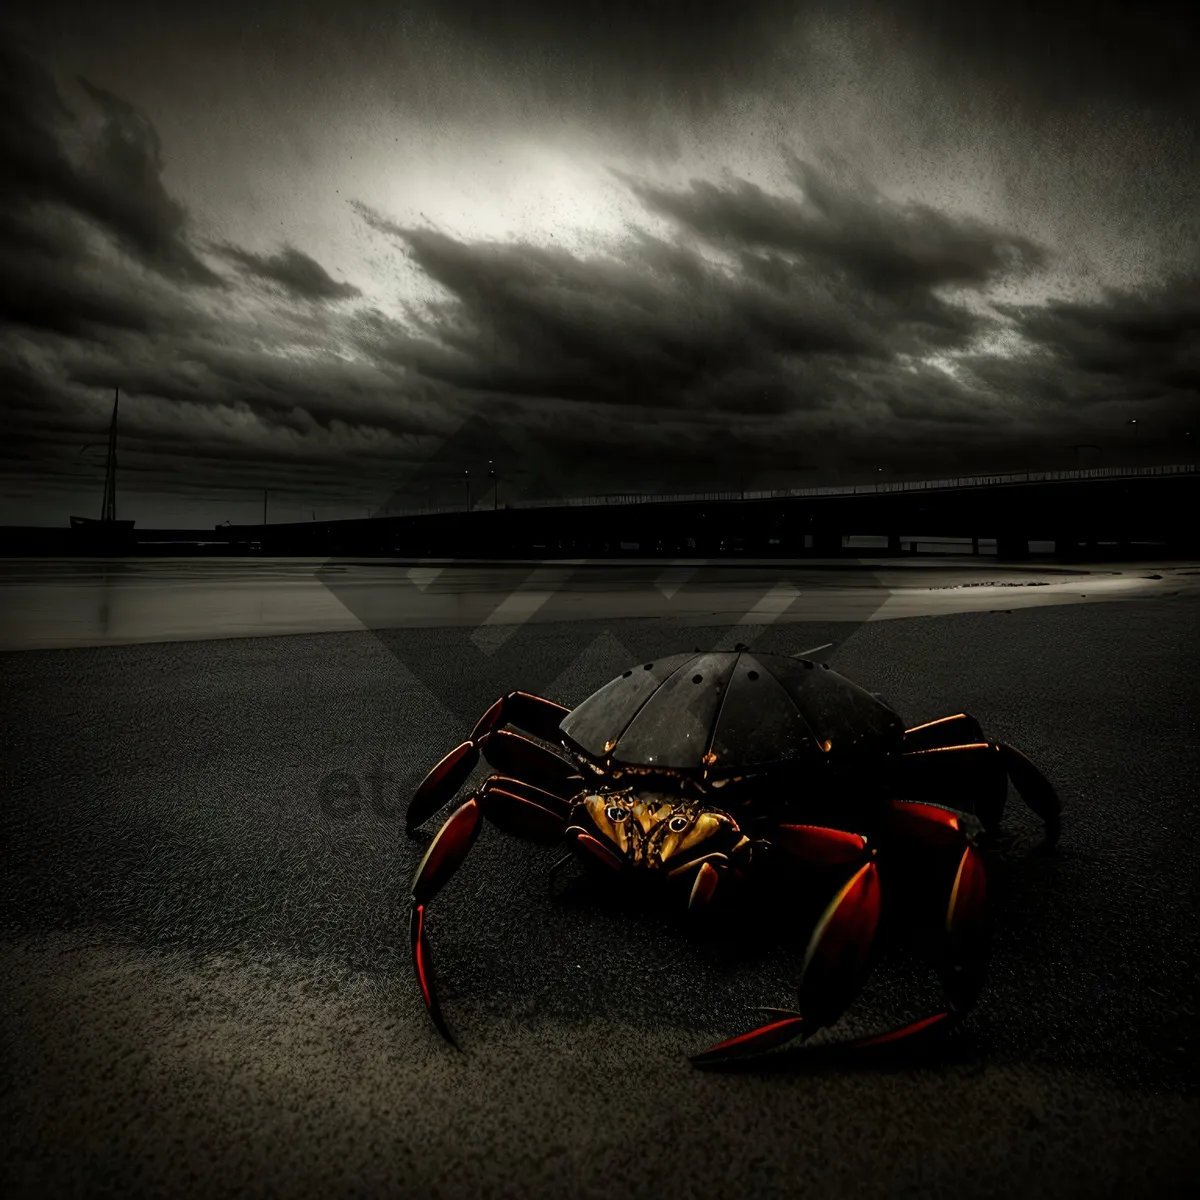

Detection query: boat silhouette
(71, 387), (136, 539)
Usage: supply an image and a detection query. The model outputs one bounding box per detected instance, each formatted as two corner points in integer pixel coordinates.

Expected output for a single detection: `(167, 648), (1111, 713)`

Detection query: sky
(1, 0), (1197, 526)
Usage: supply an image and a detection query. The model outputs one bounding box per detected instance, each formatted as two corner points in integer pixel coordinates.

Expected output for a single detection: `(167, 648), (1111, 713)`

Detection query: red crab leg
(471, 690), (571, 744)
(691, 829), (880, 1066)
(898, 736), (1061, 847)
(477, 775), (576, 844)
(406, 691), (574, 832)
(884, 797), (983, 849)
(887, 798), (990, 1002)
(410, 786), (575, 1046)
(822, 799), (989, 1054)
(692, 803), (991, 1067)
(902, 713), (985, 751)
(563, 827), (626, 873)
(410, 798), (484, 1045)
(408, 741), (480, 833)
(689, 861), (722, 910)
(689, 1014), (808, 1064)
(771, 825), (870, 867)
(478, 730), (583, 797)
(799, 858), (884, 1026)
(830, 1010), (958, 1054)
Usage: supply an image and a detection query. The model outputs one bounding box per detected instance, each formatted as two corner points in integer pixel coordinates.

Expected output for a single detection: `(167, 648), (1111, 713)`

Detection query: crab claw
(691, 857), (881, 1067)
(690, 1013), (806, 1066)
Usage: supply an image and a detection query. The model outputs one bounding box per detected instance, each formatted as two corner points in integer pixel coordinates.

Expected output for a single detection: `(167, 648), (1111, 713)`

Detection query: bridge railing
(364, 463), (1197, 523)
(508, 462), (1199, 510)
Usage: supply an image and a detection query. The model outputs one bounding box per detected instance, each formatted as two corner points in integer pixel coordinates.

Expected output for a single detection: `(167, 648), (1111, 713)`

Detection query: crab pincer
(691, 836), (882, 1066)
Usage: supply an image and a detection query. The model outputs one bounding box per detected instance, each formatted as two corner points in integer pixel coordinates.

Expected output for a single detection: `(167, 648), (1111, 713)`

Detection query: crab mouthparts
(565, 821), (731, 883)
(570, 793), (749, 886)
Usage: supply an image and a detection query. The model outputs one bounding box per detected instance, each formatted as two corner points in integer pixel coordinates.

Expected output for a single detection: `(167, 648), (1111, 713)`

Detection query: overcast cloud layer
(1, 2), (1197, 525)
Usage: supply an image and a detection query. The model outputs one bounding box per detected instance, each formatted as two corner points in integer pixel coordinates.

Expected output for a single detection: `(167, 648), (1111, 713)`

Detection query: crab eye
(606, 806), (628, 822)
(668, 815), (689, 833)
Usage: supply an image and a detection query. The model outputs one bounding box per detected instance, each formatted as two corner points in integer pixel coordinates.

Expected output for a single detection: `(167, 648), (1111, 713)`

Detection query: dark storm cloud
(3, 4), (1195, 519)
(352, 158), (1030, 435)
(0, 198), (208, 340)
(976, 274), (1200, 426)
(0, 207), (87, 265)
(0, 39), (80, 204)
(215, 243), (361, 302)
(1005, 276), (1200, 389)
(0, 350), (78, 424)
(0, 333), (455, 510)
(354, 206), (883, 414)
(0, 63), (458, 519)
(0, 274), (459, 499)
(624, 156), (1047, 292)
(353, 153), (1198, 481)
(0, 258), (165, 338)
(0, 225), (164, 339)
(50, 325), (461, 451)
(0, 44), (222, 286)
(70, 79), (225, 286)
(0, 43), (456, 505)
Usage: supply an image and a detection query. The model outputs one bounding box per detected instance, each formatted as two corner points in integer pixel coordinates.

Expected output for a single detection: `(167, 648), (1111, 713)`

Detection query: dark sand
(2, 597), (1197, 1197)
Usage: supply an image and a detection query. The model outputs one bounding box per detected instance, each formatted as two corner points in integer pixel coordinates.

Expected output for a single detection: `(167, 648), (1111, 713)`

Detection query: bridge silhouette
(2, 463), (1194, 559)
(220, 462), (1199, 560)
(426, 462), (1198, 513)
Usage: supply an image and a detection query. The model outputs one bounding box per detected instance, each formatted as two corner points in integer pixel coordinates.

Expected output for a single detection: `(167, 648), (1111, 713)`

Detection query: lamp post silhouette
(463, 470), (471, 512)
(488, 460), (498, 511)
(1128, 418), (1139, 440)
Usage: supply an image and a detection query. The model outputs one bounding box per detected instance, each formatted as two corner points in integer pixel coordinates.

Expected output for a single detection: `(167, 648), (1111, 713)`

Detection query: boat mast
(100, 386), (118, 522)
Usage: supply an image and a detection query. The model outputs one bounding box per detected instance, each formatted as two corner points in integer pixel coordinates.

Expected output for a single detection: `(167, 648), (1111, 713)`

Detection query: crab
(405, 646), (1060, 1066)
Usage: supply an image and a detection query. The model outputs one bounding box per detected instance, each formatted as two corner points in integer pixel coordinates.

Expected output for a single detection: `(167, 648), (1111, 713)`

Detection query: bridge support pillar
(996, 536), (1028, 560)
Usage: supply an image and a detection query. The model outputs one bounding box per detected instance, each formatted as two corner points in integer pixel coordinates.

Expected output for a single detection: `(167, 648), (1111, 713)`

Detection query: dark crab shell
(559, 650), (905, 784)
